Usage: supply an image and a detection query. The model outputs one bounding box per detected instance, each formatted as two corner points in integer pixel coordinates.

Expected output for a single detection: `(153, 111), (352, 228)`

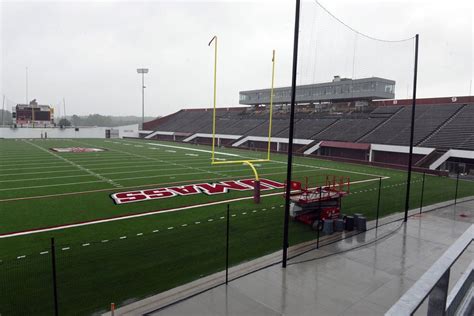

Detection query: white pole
(26, 67), (29, 104)
(1, 95), (5, 126)
(63, 98), (66, 121)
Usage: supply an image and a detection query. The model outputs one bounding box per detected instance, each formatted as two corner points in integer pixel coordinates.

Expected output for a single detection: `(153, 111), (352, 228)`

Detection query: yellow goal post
(208, 36), (276, 202)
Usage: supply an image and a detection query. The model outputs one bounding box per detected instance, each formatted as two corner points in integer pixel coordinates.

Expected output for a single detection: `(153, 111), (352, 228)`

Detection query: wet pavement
(108, 199), (473, 316)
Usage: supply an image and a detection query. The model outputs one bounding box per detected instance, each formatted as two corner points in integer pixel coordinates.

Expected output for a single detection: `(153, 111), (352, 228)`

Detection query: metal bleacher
(312, 118), (385, 142)
(277, 118), (337, 139)
(421, 105), (474, 150)
(245, 119), (290, 137)
(145, 103), (474, 151)
(359, 105), (465, 146)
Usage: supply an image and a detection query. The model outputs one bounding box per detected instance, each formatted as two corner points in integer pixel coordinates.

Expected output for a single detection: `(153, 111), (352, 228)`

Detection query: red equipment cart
(284, 175), (350, 226)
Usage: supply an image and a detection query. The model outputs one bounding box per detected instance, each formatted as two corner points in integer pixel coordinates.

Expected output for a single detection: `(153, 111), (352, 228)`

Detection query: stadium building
(239, 76), (395, 106)
(12, 99), (54, 127)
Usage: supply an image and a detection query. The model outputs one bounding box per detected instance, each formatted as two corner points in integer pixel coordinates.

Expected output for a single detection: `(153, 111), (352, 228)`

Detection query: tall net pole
(282, 0), (301, 268)
(404, 34), (419, 222)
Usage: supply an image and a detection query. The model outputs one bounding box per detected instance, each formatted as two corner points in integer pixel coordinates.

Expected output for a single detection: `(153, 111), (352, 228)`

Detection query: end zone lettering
(111, 178), (284, 205)
(50, 147), (106, 153)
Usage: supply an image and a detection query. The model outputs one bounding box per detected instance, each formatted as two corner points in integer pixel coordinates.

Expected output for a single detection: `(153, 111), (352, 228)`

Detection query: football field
(0, 138), (472, 315)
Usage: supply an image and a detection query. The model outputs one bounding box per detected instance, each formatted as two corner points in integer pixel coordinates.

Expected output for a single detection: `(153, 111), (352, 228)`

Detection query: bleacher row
(145, 104), (474, 151)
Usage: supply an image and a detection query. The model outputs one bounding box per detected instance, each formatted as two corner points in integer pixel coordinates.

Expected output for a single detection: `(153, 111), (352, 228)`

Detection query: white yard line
(144, 142), (239, 157)
(1, 165), (291, 189)
(0, 168), (316, 201)
(1, 140), (388, 192)
(111, 166), (288, 182)
(1, 158), (143, 169)
(72, 140), (233, 180)
(0, 174), (95, 183)
(0, 165), (73, 172)
(1, 161), (70, 168)
(0, 155), (53, 161)
(138, 141), (389, 180)
(0, 169), (85, 177)
(22, 140), (122, 188)
(0, 180), (107, 191)
(0, 177), (383, 239)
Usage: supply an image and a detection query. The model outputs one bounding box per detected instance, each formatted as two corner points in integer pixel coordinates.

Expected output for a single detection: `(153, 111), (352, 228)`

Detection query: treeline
(0, 110), (157, 127)
(0, 110), (13, 125)
(68, 114), (157, 127)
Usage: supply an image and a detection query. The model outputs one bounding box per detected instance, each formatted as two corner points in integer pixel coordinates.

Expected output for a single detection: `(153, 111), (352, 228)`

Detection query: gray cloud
(1, 0), (472, 117)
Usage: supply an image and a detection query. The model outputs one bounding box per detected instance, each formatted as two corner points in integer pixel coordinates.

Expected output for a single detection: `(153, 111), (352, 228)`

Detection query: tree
(58, 118), (72, 127)
(71, 115), (81, 126)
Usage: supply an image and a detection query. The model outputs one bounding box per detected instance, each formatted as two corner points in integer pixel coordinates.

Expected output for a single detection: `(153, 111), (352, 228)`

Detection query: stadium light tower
(137, 68), (149, 129)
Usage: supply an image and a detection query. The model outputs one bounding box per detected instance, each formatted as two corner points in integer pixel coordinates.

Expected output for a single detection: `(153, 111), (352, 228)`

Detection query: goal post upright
(208, 35), (218, 163)
(267, 49), (276, 161)
(208, 38), (277, 203)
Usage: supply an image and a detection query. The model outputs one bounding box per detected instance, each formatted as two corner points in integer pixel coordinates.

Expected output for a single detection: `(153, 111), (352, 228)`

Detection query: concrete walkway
(108, 198), (473, 316)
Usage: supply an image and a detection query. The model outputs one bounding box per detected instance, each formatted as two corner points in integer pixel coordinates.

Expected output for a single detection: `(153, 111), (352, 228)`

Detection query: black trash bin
(345, 216), (355, 231)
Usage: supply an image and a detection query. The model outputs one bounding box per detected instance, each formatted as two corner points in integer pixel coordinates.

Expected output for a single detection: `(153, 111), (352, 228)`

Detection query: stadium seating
(248, 119), (290, 137)
(312, 118), (384, 142)
(145, 103), (474, 151)
(277, 118), (337, 139)
(421, 105), (474, 150)
(359, 105), (462, 146)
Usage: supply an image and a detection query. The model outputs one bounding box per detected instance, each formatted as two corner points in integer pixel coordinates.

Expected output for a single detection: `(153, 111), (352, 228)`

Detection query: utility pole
(137, 68), (149, 129)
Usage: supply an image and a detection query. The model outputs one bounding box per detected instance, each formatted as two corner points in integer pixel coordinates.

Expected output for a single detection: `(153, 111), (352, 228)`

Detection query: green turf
(0, 138), (472, 315)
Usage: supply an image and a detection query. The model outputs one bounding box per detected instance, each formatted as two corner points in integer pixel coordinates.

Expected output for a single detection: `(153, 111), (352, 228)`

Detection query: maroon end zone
(111, 178), (285, 205)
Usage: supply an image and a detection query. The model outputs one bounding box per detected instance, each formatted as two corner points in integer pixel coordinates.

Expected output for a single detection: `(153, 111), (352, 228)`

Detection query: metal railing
(386, 225), (473, 316)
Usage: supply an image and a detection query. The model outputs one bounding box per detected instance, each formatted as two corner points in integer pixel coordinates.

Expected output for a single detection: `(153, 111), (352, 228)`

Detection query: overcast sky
(1, 0), (472, 117)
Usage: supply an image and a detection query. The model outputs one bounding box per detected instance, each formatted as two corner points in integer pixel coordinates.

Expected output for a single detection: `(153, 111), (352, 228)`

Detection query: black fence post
(404, 33), (419, 222)
(454, 172), (460, 205)
(282, 0), (301, 269)
(316, 221), (320, 249)
(316, 186), (322, 249)
(419, 172), (426, 214)
(376, 177), (382, 229)
(51, 237), (59, 316)
(225, 204), (230, 284)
